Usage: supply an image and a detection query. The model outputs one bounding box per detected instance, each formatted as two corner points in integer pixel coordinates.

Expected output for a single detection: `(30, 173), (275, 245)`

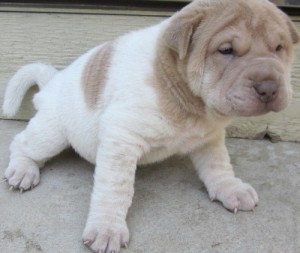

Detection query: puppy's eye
(218, 47), (234, 55)
(276, 44), (283, 52)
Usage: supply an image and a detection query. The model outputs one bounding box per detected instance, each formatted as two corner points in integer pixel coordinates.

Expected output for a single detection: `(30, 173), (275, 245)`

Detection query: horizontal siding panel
(0, 11), (165, 120)
(0, 9), (299, 141)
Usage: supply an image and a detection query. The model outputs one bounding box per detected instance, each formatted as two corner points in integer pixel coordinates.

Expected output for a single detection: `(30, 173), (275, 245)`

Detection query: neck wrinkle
(155, 46), (206, 123)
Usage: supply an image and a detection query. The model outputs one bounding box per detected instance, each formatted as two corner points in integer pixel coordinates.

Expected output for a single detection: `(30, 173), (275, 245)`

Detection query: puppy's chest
(138, 122), (214, 165)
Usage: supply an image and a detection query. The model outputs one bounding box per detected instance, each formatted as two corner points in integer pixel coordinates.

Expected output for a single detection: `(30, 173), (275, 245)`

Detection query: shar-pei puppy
(3, 0), (299, 252)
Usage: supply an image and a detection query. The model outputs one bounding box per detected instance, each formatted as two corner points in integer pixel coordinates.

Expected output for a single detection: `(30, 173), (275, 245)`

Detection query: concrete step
(1, 120), (299, 253)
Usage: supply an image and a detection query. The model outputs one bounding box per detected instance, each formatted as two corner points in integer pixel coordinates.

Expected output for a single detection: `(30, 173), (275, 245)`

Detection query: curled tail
(2, 63), (58, 117)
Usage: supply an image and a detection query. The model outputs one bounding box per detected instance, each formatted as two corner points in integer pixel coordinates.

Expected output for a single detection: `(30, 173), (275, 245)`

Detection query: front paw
(4, 162), (40, 192)
(208, 178), (259, 213)
(83, 216), (129, 253)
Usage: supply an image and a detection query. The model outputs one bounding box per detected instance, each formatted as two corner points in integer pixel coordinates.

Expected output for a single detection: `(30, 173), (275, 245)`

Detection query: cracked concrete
(1, 119), (300, 253)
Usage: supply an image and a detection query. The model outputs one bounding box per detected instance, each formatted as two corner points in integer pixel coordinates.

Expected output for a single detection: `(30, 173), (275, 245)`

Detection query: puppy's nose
(254, 80), (278, 103)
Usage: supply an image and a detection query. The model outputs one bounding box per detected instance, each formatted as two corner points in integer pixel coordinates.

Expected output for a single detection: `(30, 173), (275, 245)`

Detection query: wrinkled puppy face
(164, 0), (299, 117)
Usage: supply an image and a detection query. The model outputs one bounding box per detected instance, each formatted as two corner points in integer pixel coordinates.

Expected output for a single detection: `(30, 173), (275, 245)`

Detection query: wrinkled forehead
(243, 2), (289, 40)
(193, 1), (291, 51)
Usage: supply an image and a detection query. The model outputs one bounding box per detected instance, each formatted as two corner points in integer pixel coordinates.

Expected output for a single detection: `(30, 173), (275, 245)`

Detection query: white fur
(3, 63), (58, 117)
(3, 18), (258, 253)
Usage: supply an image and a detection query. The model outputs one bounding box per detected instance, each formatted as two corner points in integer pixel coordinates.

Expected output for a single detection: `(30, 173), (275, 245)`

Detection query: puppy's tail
(2, 63), (58, 117)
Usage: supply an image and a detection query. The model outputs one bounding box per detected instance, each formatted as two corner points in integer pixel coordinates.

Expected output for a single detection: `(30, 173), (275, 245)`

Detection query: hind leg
(4, 111), (68, 192)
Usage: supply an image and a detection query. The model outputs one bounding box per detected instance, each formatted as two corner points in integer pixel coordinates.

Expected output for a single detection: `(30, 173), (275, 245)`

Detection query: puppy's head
(163, 0), (299, 117)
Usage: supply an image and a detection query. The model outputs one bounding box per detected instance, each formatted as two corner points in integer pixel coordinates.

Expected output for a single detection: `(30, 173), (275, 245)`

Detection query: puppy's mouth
(226, 95), (287, 117)
(217, 85), (287, 117)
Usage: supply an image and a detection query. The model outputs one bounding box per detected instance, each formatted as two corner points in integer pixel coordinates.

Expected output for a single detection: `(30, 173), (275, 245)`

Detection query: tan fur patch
(152, 38), (206, 125)
(151, 0), (248, 124)
(151, 0), (297, 122)
(82, 42), (114, 109)
(150, 2), (211, 125)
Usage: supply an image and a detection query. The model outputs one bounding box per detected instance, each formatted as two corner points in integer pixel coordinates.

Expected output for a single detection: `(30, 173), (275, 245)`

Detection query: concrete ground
(0, 119), (299, 253)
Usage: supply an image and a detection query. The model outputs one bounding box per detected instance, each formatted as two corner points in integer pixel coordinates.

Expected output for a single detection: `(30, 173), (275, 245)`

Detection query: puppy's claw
(2, 177), (8, 182)
(20, 188), (24, 193)
(123, 242), (128, 249)
(83, 240), (91, 246)
(9, 186), (14, 191)
(233, 208), (238, 214)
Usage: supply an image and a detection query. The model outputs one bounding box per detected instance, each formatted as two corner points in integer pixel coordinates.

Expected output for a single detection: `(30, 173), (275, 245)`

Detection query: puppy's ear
(279, 11), (300, 44)
(163, 13), (204, 59)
